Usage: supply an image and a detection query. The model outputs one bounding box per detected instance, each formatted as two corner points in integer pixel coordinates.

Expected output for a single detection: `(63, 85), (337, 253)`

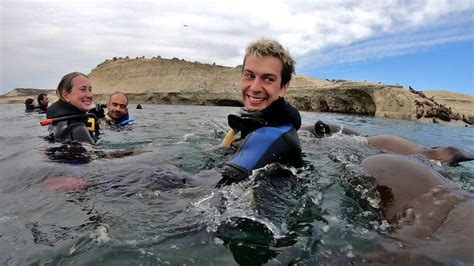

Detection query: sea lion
(415, 105), (424, 119)
(361, 154), (449, 221)
(368, 135), (474, 165)
(361, 154), (474, 262)
(300, 120), (361, 138)
(301, 122), (474, 165)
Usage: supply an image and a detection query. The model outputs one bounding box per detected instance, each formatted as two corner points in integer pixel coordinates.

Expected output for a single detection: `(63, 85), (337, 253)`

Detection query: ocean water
(0, 104), (472, 265)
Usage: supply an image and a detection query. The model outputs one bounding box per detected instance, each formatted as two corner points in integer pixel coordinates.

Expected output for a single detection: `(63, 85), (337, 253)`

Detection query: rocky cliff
(88, 57), (473, 125)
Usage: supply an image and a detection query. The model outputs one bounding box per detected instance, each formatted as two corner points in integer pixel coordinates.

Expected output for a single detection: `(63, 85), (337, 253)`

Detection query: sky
(1, 0), (473, 96)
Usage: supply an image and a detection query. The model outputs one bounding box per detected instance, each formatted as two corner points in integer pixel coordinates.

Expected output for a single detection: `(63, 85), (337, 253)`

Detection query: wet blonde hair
(243, 39), (295, 88)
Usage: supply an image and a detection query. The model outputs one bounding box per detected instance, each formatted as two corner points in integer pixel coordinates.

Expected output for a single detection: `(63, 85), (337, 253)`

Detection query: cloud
(1, 0), (473, 93)
(293, 0), (474, 70)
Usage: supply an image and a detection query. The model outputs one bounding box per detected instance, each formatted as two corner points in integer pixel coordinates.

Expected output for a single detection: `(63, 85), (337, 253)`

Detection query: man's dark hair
(37, 93), (47, 103)
(109, 92), (129, 106)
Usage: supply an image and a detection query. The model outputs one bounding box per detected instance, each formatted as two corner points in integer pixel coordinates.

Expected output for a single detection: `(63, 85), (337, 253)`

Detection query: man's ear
(124, 108), (129, 114)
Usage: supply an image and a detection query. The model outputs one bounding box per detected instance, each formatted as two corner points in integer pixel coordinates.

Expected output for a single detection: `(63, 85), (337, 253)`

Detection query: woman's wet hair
(56, 72), (88, 101)
(243, 39), (295, 88)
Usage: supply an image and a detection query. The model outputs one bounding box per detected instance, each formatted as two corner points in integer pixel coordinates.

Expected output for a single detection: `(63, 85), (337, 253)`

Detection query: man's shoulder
(100, 114), (116, 126)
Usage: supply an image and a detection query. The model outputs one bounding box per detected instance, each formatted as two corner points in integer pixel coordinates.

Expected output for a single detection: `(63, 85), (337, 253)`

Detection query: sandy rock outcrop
(0, 88), (57, 104)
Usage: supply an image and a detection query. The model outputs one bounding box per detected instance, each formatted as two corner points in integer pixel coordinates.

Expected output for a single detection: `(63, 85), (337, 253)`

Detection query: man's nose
(249, 77), (263, 91)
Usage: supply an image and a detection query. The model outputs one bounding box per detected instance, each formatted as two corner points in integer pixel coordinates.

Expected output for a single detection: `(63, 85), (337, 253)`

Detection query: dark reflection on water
(0, 104), (472, 265)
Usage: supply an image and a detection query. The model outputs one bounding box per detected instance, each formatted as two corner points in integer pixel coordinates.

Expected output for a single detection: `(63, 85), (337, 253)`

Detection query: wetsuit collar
(114, 112), (130, 124)
(248, 97), (301, 130)
(46, 100), (86, 119)
(228, 97), (301, 138)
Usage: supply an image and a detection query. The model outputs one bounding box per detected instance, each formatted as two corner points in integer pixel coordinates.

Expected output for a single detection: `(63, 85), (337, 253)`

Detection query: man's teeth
(249, 95), (265, 102)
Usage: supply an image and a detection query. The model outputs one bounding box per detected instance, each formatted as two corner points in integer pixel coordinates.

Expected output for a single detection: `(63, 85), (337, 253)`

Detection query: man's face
(107, 94), (128, 120)
(40, 95), (49, 106)
(240, 55), (288, 112)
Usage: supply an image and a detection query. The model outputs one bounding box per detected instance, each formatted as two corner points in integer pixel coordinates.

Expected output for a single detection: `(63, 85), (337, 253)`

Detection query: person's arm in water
(217, 124), (301, 187)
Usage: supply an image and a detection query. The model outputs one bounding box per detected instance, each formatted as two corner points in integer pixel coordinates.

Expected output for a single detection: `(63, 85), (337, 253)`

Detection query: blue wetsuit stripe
(230, 124), (293, 171)
(118, 117), (134, 125)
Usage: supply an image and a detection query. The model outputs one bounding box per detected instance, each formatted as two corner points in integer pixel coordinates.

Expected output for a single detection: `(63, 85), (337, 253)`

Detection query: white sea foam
(91, 225), (110, 246)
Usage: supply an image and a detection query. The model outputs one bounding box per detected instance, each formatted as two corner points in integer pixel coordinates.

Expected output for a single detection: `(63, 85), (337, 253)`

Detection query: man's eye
(263, 77), (275, 83)
(243, 73), (254, 79)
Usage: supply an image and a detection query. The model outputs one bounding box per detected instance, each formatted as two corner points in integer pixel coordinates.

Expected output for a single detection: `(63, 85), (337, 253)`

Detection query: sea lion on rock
(415, 105), (424, 119)
(462, 114), (474, 125)
(360, 154), (474, 263)
(424, 108), (435, 118)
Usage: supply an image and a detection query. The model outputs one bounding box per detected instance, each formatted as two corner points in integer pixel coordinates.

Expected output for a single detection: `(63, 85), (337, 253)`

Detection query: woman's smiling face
(62, 75), (93, 112)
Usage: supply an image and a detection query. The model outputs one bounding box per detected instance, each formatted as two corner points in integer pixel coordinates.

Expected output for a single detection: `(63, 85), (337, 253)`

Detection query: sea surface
(0, 104), (473, 265)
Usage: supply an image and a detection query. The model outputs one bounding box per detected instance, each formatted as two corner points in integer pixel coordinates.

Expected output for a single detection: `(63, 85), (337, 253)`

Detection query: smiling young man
(218, 39), (301, 186)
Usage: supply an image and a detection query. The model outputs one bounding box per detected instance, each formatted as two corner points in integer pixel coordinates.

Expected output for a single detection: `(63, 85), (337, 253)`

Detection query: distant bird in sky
(183, 24), (188, 27)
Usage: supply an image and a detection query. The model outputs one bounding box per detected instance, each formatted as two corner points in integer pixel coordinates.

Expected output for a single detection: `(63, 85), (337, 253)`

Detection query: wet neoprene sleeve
(52, 121), (95, 144)
(218, 124), (301, 186)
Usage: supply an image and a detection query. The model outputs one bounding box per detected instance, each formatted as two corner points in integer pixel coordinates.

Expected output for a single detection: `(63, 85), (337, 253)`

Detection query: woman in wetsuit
(46, 72), (97, 144)
(218, 39), (301, 186)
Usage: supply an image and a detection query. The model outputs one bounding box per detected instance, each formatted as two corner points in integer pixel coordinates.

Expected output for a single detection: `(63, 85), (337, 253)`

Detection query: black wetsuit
(46, 100), (97, 144)
(36, 104), (48, 113)
(25, 103), (35, 112)
(218, 97), (302, 186)
(25, 98), (35, 112)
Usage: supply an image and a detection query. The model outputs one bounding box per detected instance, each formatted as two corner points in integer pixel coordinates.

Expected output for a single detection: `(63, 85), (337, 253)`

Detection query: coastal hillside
(2, 56), (473, 125)
(88, 57), (333, 106)
(0, 88), (57, 105)
(88, 57), (473, 125)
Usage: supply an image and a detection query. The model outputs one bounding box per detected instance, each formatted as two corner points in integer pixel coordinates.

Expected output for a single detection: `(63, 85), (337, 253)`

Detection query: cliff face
(88, 57), (473, 124)
(90, 58), (243, 94)
(0, 88), (57, 104)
